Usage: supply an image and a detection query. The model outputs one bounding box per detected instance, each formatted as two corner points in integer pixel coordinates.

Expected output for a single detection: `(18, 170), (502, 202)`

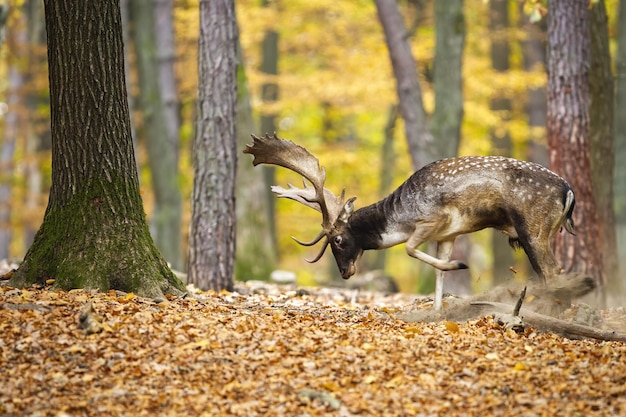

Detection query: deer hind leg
(515, 225), (562, 284)
(433, 240), (455, 311)
(405, 219), (468, 271)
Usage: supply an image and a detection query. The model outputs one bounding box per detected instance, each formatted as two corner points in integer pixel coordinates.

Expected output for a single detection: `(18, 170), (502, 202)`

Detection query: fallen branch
(512, 286), (526, 317)
(0, 302), (50, 313)
(470, 301), (626, 343)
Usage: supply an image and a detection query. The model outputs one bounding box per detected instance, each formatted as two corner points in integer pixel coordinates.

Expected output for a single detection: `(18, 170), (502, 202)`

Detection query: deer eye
(333, 236), (343, 246)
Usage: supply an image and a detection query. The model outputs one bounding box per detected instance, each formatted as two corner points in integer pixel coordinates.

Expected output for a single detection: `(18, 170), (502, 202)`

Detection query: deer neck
(347, 204), (387, 250)
(351, 198), (415, 250)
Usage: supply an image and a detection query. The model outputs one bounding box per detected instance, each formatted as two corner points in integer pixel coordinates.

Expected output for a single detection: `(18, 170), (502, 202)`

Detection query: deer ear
(338, 197), (357, 223)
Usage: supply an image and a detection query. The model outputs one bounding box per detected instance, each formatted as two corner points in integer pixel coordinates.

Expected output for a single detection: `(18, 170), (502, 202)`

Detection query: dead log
(469, 300), (626, 343)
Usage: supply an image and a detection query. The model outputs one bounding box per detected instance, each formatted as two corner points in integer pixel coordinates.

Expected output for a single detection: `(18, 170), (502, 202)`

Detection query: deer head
(243, 133), (359, 277)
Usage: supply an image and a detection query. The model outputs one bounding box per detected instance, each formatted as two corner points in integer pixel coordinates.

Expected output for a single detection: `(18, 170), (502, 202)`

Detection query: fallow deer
(244, 133), (576, 310)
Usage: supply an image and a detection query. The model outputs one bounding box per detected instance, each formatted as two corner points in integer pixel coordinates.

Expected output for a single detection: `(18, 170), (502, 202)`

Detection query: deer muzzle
(340, 262), (357, 279)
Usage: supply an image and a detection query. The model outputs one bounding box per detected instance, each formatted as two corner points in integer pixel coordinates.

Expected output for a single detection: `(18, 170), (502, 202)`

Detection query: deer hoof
(456, 261), (468, 270)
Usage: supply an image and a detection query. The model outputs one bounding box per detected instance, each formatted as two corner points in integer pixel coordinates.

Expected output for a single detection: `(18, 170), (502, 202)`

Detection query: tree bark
(10, 0), (184, 299)
(546, 0), (602, 291)
(119, 0), (137, 150)
(129, 0), (183, 270)
(588, 0), (614, 303)
(188, 0), (238, 291)
(374, 0), (433, 170)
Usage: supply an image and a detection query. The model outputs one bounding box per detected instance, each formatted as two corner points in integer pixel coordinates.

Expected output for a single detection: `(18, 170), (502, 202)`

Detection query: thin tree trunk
(431, 0), (470, 295)
(489, 0), (515, 286)
(259, 0), (279, 252)
(154, 0), (183, 270)
(588, 0), (615, 303)
(370, 105), (399, 271)
(188, 0), (238, 291)
(520, 5), (548, 167)
(0, 6), (28, 259)
(546, 0), (603, 292)
(129, 0), (183, 270)
(374, 0), (433, 170)
(22, 0), (49, 251)
(431, 0), (464, 160)
(10, 0), (184, 298)
(0, 5), (7, 53)
(236, 46), (276, 281)
(154, 0), (180, 157)
(0, 69), (22, 260)
(614, 0), (626, 291)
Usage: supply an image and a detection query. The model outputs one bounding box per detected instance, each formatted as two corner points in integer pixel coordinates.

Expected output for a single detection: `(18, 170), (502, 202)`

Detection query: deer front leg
(434, 240), (455, 311)
(405, 220), (468, 271)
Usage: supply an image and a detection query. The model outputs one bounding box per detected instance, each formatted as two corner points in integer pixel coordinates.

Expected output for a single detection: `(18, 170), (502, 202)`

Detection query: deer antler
(243, 133), (348, 262)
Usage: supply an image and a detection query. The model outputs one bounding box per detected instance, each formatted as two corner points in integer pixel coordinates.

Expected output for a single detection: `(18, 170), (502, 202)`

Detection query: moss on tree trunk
(9, 0), (185, 298)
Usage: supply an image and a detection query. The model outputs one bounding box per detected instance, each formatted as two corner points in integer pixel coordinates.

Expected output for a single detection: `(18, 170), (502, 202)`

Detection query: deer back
(360, 156), (573, 243)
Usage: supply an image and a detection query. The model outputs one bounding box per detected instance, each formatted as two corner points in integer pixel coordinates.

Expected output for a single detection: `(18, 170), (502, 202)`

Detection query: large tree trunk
(489, 0), (515, 286)
(10, 0), (184, 298)
(546, 0), (603, 292)
(588, 0), (615, 303)
(374, 0), (434, 170)
(188, 0), (238, 291)
(615, 0), (626, 291)
(129, 0), (183, 270)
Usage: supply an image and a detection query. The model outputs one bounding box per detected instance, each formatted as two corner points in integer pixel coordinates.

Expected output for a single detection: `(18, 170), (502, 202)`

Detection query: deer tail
(562, 189), (576, 235)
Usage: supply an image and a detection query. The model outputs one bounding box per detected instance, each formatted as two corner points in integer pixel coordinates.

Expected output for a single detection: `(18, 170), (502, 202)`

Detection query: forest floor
(1, 273), (626, 417)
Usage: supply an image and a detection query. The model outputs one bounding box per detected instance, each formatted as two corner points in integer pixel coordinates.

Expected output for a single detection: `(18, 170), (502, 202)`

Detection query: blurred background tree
(129, 0), (183, 271)
(0, 0), (623, 303)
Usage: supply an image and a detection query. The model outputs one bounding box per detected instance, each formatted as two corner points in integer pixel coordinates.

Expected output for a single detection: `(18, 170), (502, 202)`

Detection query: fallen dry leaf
(0, 281), (624, 416)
